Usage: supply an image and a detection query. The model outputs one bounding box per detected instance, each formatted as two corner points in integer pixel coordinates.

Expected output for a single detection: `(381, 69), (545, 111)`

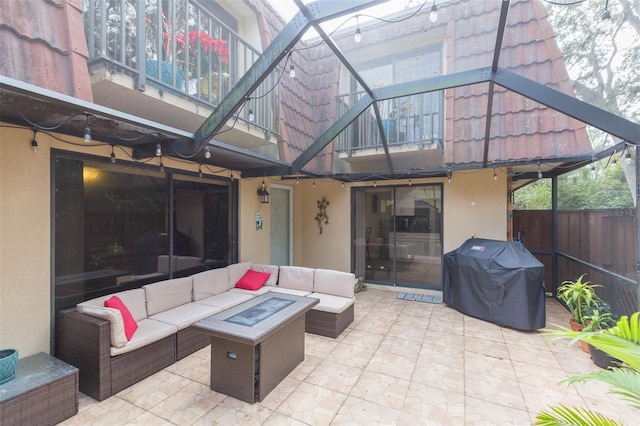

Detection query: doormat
(396, 292), (443, 304)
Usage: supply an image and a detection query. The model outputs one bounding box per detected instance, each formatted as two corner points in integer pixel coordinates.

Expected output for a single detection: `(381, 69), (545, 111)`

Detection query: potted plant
(536, 312), (640, 425)
(556, 273), (602, 352)
(583, 301), (621, 369)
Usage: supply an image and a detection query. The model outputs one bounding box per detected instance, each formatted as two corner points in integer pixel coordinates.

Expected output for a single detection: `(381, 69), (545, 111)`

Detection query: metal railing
(334, 92), (444, 156)
(83, 0), (278, 135)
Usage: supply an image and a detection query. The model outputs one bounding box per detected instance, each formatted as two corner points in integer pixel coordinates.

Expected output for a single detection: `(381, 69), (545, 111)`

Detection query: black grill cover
(443, 238), (545, 330)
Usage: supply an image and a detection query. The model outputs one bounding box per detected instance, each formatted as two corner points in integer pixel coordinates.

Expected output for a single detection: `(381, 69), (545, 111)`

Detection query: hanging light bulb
(447, 170), (452, 183)
(354, 16), (362, 43)
(230, 170), (234, 181)
(341, 181), (345, 189)
(83, 114), (92, 143)
(612, 149), (617, 166)
(159, 158), (165, 173)
(373, 180), (377, 188)
(248, 109), (255, 122)
(198, 164), (203, 178)
(590, 161), (597, 177)
(408, 178), (412, 187)
(625, 150), (632, 165)
(312, 179), (316, 188)
(289, 63), (296, 78)
(204, 146), (211, 159)
(155, 143), (162, 157)
(31, 128), (38, 152)
(537, 162), (542, 179)
(110, 145), (116, 164)
(296, 174), (300, 185)
(429, 0), (438, 23)
(493, 167), (497, 181)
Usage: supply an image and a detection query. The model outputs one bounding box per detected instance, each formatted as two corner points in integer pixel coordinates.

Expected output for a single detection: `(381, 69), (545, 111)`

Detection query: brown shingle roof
(0, 0), (92, 101)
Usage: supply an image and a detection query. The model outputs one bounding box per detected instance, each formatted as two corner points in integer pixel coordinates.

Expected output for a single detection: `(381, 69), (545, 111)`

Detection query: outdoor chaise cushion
(306, 293), (355, 314)
(250, 264), (279, 286)
(271, 266), (315, 295)
(313, 268), (356, 299)
(195, 291), (253, 310)
(148, 302), (222, 330)
(227, 261), (253, 285)
(77, 305), (128, 348)
(104, 295), (138, 340)
(192, 267), (231, 300)
(109, 318), (177, 356)
(77, 289), (148, 321)
(143, 276), (193, 316)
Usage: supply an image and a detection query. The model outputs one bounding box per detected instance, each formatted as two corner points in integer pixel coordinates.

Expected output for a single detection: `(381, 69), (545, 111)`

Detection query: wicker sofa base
(176, 326), (210, 360)
(305, 304), (354, 338)
(58, 309), (177, 401)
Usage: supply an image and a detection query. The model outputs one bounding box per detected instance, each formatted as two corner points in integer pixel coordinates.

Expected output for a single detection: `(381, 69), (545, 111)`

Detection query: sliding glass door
(353, 184), (442, 289)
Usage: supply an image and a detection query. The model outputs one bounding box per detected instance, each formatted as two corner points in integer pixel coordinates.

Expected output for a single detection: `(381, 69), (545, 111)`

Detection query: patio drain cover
(396, 292), (442, 304)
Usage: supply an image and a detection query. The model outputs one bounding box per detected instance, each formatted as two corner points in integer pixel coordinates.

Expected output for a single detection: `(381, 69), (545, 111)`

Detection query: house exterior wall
(0, 127), (52, 356)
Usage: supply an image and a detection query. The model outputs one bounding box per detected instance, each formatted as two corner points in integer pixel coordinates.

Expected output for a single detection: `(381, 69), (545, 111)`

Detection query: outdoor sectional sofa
(57, 262), (355, 401)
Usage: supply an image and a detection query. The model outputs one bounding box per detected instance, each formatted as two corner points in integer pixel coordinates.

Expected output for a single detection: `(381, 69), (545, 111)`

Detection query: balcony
(334, 92), (444, 170)
(83, 0), (279, 150)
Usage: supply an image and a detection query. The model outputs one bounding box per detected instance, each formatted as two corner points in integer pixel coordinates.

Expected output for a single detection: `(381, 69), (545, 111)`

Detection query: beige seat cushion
(313, 268), (356, 298)
(149, 302), (221, 330)
(229, 286), (272, 296)
(278, 266), (315, 293)
(77, 288), (148, 321)
(110, 318), (177, 356)
(307, 293), (355, 314)
(269, 287), (311, 297)
(143, 276), (193, 316)
(195, 291), (254, 310)
(192, 268), (231, 300)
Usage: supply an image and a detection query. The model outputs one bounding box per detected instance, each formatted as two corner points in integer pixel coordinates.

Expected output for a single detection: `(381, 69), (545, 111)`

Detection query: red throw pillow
(235, 269), (271, 291)
(104, 296), (138, 340)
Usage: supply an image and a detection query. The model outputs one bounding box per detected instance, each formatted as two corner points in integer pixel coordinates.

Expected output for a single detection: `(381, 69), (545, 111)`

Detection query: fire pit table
(192, 292), (318, 403)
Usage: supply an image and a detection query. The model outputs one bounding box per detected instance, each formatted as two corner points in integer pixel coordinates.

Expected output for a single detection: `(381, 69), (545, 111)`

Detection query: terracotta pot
(569, 319), (589, 353)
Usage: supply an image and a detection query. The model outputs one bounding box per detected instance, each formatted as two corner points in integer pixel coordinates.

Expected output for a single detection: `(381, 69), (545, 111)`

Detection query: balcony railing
(83, 0), (278, 135)
(334, 92), (444, 156)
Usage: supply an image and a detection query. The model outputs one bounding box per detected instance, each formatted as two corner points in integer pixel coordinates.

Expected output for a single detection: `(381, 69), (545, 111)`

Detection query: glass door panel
(354, 184), (442, 289)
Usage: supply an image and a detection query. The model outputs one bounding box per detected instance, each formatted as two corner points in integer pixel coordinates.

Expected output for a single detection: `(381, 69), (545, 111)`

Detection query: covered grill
(443, 238), (545, 330)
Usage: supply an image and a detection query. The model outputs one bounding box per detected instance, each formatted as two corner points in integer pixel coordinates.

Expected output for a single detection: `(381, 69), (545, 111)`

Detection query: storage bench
(0, 352), (78, 426)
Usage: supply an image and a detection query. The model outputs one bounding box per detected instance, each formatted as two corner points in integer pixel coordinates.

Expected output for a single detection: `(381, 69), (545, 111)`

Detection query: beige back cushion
(143, 276), (193, 316)
(278, 266), (315, 292)
(313, 268), (355, 298)
(77, 305), (128, 348)
(192, 268), (231, 300)
(251, 264), (279, 286)
(227, 262), (253, 286)
(77, 288), (148, 321)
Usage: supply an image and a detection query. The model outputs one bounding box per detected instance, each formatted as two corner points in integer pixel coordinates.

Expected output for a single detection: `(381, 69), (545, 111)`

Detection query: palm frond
(563, 368), (640, 410)
(534, 403), (622, 425)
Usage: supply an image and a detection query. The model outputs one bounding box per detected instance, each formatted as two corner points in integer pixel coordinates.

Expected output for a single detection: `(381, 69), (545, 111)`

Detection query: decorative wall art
(314, 197), (330, 235)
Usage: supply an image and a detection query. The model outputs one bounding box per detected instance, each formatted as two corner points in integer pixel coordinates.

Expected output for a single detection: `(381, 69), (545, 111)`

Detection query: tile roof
(0, 0), (93, 101)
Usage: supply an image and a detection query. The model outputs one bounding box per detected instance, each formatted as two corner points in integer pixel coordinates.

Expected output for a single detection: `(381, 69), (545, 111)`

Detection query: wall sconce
(257, 180), (270, 203)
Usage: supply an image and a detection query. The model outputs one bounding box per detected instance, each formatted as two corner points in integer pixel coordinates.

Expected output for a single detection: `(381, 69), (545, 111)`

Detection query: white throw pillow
(78, 305), (128, 348)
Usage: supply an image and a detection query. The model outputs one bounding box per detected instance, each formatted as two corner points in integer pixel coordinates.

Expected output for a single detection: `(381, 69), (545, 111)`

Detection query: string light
(198, 164), (203, 178)
(447, 169), (452, 183)
(110, 145), (116, 163)
(429, 0), (438, 23)
(83, 114), (92, 143)
(289, 63), (296, 79)
(341, 181), (345, 189)
(230, 170), (234, 181)
(493, 167), (497, 181)
(31, 128), (38, 152)
(296, 174), (300, 185)
(248, 109), (255, 122)
(537, 162), (542, 179)
(204, 146), (211, 159)
(612, 149), (617, 166)
(354, 16), (362, 43)
(312, 179), (316, 188)
(373, 180), (377, 188)
(408, 178), (412, 186)
(155, 143), (162, 157)
(159, 158), (165, 173)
